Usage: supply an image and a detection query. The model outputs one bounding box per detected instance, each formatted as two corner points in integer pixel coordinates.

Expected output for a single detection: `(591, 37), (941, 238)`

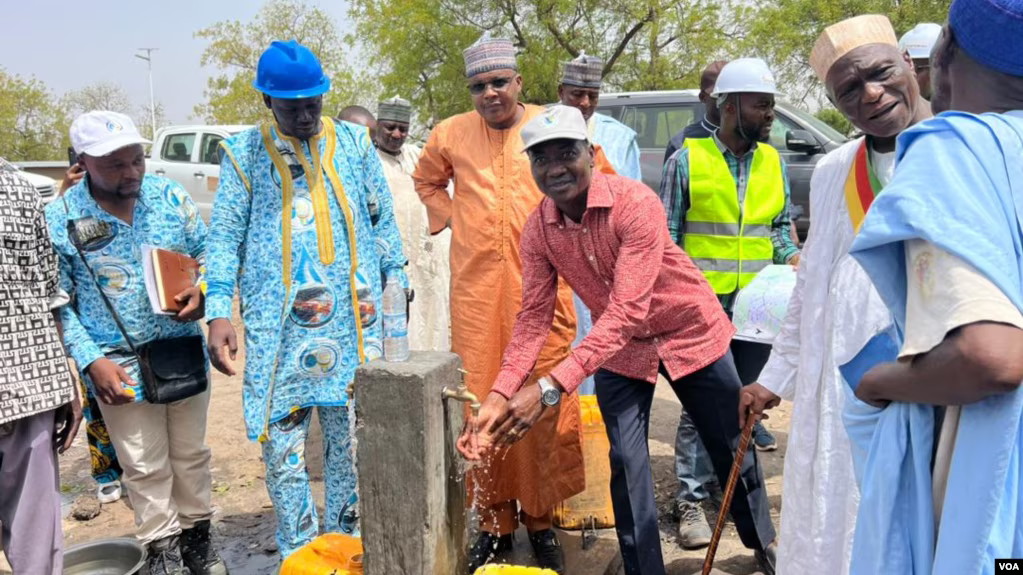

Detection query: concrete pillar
(354, 351), (468, 575)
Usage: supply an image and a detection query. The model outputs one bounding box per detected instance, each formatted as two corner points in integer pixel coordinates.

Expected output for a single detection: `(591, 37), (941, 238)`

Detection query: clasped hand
(456, 384), (550, 461)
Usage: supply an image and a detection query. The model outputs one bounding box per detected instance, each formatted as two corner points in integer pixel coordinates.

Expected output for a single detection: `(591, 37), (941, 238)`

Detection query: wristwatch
(538, 377), (561, 408)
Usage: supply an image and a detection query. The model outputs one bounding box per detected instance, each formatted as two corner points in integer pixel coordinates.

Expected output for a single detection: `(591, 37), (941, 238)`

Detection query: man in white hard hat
(658, 57), (796, 553)
(739, 14), (930, 575)
(899, 22), (943, 100)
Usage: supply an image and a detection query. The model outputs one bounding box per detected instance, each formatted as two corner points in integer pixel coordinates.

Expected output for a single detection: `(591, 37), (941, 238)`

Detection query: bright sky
(4, 0), (353, 124)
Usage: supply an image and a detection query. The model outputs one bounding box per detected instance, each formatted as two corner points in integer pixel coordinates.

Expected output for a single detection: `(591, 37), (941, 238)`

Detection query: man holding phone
(46, 111), (226, 575)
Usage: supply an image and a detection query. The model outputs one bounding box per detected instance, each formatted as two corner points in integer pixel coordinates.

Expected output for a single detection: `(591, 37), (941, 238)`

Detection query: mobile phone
(67, 147), (79, 167)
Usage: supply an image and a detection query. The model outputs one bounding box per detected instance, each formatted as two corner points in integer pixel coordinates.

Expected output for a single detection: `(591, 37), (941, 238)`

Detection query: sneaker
(467, 531), (513, 573)
(146, 535), (189, 575)
(753, 422), (778, 452)
(97, 480), (122, 504)
(181, 520), (229, 575)
(675, 500), (712, 550)
(755, 541), (778, 575)
(528, 529), (565, 575)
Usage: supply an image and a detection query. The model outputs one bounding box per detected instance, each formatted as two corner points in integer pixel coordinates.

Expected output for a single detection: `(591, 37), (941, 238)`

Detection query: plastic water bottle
(382, 277), (409, 361)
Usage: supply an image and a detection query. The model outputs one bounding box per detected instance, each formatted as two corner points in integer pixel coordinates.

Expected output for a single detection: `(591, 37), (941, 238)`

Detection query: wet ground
(1, 313), (789, 574)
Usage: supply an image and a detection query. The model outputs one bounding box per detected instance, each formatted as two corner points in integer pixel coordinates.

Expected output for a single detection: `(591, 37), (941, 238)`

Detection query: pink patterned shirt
(492, 172), (734, 397)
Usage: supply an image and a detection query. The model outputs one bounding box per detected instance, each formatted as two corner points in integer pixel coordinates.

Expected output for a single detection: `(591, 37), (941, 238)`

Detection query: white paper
(142, 245), (174, 316)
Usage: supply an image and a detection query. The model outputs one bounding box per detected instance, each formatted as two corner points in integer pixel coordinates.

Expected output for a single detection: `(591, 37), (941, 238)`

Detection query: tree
(62, 82), (134, 116)
(0, 68), (67, 161)
(742, 0), (951, 105)
(194, 0), (372, 124)
(348, 0), (739, 127)
(815, 108), (854, 136)
(60, 81), (167, 140)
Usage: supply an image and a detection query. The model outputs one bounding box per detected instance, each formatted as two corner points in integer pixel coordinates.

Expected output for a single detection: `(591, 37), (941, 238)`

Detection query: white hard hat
(710, 58), (782, 98)
(898, 23), (942, 60)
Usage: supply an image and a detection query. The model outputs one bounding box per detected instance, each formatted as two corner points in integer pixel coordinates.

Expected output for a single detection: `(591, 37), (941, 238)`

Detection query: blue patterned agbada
(206, 117), (406, 555)
(206, 117), (407, 441)
(45, 175), (207, 402)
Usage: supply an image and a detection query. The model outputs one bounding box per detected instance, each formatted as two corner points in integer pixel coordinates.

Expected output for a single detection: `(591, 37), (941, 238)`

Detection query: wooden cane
(701, 411), (757, 575)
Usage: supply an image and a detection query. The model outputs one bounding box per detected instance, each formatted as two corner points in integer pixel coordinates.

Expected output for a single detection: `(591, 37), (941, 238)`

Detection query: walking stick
(701, 410), (757, 575)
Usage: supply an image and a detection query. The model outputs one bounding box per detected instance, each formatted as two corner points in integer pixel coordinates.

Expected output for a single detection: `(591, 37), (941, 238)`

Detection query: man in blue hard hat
(204, 40), (408, 559)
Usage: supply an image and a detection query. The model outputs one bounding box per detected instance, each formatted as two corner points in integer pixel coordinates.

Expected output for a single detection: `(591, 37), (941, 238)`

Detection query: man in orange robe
(413, 36), (585, 574)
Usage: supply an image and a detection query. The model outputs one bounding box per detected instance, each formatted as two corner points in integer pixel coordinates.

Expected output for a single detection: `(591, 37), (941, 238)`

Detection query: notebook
(142, 246), (199, 314)
(839, 326), (900, 393)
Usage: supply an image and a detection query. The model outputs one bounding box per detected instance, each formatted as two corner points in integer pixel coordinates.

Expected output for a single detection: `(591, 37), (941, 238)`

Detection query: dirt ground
(1, 314), (791, 575)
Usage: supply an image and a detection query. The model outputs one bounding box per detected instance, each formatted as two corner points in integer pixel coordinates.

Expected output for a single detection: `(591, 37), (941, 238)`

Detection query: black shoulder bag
(64, 201), (208, 404)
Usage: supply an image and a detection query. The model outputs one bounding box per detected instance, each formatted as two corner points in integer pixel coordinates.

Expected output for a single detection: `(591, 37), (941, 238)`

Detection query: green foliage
(741, 0), (951, 105)
(347, 0), (739, 127)
(59, 82), (167, 140)
(0, 68), (68, 161)
(815, 107), (855, 136)
(193, 0), (371, 124)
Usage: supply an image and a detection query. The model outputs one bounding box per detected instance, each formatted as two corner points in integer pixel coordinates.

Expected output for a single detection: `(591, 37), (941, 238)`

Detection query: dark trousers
(595, 352), (776, 575)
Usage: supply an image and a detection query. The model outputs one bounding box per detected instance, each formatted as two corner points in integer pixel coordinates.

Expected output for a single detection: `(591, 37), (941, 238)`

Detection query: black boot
(467, 531), (513, 573)
(181, 520), (229, 575)
(528, 529), (565, 575)
(146, 535), (189, 575)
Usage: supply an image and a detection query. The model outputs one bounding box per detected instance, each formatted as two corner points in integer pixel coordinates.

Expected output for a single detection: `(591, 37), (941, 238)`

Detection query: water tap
(441, 368), (480, 417)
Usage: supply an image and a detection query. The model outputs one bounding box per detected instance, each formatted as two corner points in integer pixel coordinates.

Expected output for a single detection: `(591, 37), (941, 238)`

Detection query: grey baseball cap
(521, 105), (588, 152)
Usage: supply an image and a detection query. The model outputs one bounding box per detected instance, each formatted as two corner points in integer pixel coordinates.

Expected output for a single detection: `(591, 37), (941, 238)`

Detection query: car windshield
(780, 103), (848, 143)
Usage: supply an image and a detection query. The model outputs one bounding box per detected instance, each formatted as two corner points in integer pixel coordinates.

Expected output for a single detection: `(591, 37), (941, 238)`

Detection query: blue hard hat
(254, 40), (330, 99)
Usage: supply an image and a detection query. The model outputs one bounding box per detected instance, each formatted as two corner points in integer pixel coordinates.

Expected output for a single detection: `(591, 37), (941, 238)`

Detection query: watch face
(542, 388), (561, 406)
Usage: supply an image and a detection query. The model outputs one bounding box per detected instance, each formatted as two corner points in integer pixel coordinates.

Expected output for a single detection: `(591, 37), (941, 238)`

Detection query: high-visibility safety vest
(682, 138), (785, 294)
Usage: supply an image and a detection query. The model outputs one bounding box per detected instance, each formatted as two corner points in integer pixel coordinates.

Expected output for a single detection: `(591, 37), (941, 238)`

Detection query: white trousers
(100, 389), (214, 543)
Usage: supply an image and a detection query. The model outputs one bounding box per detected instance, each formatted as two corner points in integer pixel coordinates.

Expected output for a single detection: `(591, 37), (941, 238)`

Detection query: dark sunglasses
(468, 76), (515, 95)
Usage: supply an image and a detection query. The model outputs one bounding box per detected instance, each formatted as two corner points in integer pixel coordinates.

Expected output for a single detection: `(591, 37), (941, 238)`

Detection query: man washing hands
(456, 105), (778, 575)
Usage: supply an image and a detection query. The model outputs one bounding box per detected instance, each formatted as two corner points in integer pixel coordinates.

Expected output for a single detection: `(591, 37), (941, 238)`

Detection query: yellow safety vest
(682, 138), (785, 294)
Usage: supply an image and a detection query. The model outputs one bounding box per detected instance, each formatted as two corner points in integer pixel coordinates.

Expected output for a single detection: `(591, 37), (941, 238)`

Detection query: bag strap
(62, 195), (142, 357)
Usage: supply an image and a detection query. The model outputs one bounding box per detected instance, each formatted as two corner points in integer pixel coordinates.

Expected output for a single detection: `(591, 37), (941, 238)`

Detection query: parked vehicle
(596, 90), (848, 237)
(146, 125), (250, 221)
(14, 167), (58, 204)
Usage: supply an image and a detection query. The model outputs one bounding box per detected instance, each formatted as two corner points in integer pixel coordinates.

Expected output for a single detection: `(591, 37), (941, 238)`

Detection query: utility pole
(135, 48), (157, 138)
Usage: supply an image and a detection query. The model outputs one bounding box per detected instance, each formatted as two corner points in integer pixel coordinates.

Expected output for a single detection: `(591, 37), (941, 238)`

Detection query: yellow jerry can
(279, 533), (364, 574)
(474, 566), (559, 574)
(552, 395), (615, 530)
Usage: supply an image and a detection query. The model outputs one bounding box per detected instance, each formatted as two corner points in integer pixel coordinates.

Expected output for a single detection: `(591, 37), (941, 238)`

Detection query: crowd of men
(1, 0), (1022, 573)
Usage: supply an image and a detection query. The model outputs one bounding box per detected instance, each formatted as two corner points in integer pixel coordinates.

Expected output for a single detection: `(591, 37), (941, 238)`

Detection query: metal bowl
(63, 538), (146, 575)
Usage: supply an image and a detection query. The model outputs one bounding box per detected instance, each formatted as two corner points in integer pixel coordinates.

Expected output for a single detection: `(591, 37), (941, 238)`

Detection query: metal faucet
(442, 368), (480, 417)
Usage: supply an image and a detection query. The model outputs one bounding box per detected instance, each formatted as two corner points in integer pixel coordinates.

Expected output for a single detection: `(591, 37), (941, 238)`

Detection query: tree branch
(604, 7), (653, 74)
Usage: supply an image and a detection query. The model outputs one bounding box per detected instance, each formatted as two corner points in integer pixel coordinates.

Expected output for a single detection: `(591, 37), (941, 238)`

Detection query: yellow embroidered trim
(261, 124), (295, 304)
(218, 142), (251, 195)
(321, 118), (366, 364)
(278, 126), (335, 266)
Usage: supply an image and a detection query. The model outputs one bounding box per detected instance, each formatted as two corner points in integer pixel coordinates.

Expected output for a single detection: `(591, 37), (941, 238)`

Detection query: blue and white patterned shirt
(206, 118), (407, 440)
(45, 174), (207, 403)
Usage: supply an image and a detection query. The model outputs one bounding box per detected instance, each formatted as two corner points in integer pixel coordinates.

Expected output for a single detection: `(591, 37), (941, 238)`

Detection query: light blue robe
(847, 111), (1023, 575)
(591, 113), (642, 180)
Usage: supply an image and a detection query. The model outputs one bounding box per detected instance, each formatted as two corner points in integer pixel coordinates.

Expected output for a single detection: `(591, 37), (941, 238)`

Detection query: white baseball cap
(521, 105), (588, 152)
(70, 111), (151, 157)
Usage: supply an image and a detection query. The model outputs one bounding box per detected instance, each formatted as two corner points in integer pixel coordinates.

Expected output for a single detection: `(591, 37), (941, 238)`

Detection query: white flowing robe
(758, 138), (893, 575)
(378, 144), (451, 351)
